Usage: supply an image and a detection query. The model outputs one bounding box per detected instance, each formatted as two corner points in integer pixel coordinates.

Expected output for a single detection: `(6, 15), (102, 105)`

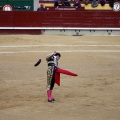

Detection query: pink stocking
(47, 90), (52, 100)
(50, 90), (53, 99)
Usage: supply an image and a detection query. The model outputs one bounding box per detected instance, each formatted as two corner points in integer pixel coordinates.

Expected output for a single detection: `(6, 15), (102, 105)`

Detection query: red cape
(55, 68), (78, 86)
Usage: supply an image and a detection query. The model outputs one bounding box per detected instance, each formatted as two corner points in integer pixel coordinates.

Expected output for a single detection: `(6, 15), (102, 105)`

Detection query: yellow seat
(83, 4), (112, 10)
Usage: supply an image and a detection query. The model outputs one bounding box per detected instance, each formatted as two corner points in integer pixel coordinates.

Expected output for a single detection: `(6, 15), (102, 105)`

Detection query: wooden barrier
(0, 29), (41, 34)
(0, 10), (119, 28)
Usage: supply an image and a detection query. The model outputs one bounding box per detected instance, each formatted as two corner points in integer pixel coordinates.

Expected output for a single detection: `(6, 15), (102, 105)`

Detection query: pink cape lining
(55, 68), (78, 86)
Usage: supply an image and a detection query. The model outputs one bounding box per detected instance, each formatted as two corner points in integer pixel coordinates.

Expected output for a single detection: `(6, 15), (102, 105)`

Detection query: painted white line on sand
(0, 44), (120, 48)
(0, 50), (120, 54)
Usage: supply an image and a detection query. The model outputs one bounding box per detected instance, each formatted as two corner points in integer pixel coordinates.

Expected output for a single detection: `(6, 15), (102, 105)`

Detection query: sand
(0, 35), (120, 120)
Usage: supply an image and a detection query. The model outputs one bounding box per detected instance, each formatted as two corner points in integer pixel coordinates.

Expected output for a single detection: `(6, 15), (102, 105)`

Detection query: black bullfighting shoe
(52, 98), (55, 101)
(48, 99), (54, 103)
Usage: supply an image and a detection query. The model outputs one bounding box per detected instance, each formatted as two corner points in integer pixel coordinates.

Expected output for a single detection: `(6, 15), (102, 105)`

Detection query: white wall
(33, 0), (39, 11)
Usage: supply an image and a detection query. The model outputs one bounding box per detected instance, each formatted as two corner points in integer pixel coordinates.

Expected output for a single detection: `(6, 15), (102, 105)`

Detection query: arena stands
(38, 0), (113, 10)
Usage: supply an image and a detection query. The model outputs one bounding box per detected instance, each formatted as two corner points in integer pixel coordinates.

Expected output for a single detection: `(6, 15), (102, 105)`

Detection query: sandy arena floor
(0, 35), (120, 120)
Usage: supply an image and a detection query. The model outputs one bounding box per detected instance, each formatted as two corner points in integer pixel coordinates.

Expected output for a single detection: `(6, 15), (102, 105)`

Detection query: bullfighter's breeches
(46, 66), (56, 90)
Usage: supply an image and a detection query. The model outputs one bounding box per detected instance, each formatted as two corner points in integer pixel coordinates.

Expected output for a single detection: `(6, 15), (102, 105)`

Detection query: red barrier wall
(0, 29), (41, 34)
(0, 10), (120, 28)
